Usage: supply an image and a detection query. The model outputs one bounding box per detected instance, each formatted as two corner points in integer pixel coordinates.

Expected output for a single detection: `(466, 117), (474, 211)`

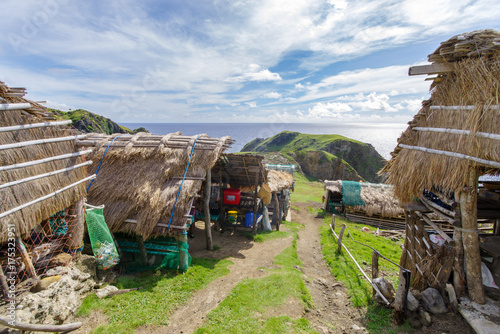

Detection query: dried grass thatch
(383, 30), (500, 203)
(84, 133), (231, 239)
(267, 170), (293, 193)
(0, 81), (86, 243)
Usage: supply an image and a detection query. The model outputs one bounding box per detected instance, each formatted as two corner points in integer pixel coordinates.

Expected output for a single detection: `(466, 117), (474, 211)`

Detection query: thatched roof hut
(382, 30), (500, 307)
(324, 180), (404, 218)
(211, 153), (267, 189)
(79, 132), (232, 240)
(0, 80), (90, 244)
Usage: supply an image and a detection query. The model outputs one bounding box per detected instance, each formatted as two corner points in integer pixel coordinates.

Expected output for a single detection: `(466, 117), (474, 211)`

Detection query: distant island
(49, 108), (148, 135)
(241, 131), (386, 183)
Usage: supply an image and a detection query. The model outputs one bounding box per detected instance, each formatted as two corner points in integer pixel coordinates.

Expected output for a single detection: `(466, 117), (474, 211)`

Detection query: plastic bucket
(228, 211), (238, 223)
(245, 212), (261, 228)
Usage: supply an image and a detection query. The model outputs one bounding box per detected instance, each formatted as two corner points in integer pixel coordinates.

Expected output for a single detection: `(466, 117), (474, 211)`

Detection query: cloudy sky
(0, 0), (499, 124)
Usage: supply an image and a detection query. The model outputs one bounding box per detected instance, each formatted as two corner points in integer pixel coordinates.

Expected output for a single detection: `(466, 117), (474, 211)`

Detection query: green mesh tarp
(85, 208), (120, 270)
(159, 240), (191, 271)
(341, 181), (366, 206)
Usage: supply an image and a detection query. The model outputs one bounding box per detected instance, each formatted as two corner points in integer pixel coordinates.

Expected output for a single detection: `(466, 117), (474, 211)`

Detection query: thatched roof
(82, 132), (231, 239)
(212, 153), (267, 188)
(382, 30), (500, 203)
(324, 180), (404, 218)
(267, 170), (293, 193)
(0, 80), (88, 243)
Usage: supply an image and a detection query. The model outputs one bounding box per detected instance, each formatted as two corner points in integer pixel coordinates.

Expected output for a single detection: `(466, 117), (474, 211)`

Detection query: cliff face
(241, 131), (385, 183)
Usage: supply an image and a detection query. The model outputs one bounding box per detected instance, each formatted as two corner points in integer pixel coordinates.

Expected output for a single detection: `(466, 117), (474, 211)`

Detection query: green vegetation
(194, 232), (315, 334)
(291, 172), (324, 204)
(77, 258), (232, 333)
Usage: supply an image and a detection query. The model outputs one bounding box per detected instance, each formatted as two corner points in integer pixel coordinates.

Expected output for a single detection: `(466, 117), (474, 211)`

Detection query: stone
(419, 308), (432, 326)
(45, 266), (69, 276)
(72, 253), (97, 279)
(31, 276), (61, 293)
(95, 285), (119, 299)
(421, 288), (448, 314)
(407, 291), (420, 312)
(372, 277), (395, 303)
(407, 313), (422, 329)
(49, 253), (73, 267)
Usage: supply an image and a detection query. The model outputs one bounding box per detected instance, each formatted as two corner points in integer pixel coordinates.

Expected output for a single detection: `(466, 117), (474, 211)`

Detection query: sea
(121, 122), (408, 160)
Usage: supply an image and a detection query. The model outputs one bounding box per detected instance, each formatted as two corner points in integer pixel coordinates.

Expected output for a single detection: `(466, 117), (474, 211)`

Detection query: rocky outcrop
(291, 150), (362, 181)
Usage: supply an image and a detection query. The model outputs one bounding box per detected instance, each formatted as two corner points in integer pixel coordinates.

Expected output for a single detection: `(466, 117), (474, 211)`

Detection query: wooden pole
(393, 269), (411, 324)
(136, 236), (148, 265)
(372, 250), (379, 296)
(272, 192), (278, 228)
(15, 237), (37, 279)
(338, 224), (346, 253)
(453, 192), (466, 297)
(177, 232), (189, 272)
(65, 199), (85, 251)
(252, 168), (261, 235)
(204, 169), (213, 251)
(332, 214), (336, 230)
(460, 167), (485, 304)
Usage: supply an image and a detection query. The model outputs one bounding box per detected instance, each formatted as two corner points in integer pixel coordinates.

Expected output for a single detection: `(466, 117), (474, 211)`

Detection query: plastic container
(223, 188), (241, 205)
(228, 211), (238, 223)
(245, 212), (262, 228)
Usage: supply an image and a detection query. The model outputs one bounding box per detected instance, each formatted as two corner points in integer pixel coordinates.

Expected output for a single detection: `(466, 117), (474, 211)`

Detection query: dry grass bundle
(384, 31), (500, 203)
(0, 83), (86, 243)
(86, 133), (231, 239)
(267, 170), (293, 193)
(355, 184), (404, 218)
(324, 180), (342, 194)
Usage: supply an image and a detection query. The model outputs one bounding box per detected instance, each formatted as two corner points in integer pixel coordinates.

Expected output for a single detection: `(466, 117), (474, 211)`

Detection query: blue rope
(87, 135), (124, 192)
(168, 135), (200, 228)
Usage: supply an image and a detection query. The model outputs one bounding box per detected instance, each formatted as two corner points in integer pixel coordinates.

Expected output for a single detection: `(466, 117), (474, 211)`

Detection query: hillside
(50, 108), (147, 135)
(241, 131), (386, 183)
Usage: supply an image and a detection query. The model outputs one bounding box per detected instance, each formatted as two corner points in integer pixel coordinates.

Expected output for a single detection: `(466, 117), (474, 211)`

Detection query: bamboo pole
(0, 102), (32, 111)
(66, 199), (85, 251)
(0, 161), (92, 190)
(0, 174), (96, 219)
(0, 149), (93, 172)
(204, 169), (213, 251)
(398, 144), (500, 169)
(413, 127), (500, 141)
(460, 167), (485, 304)
(0, 134), (87, 151)
(429, 105), (499, 111)
(0, 120), (72, 132)
(15, 237), (37, 279)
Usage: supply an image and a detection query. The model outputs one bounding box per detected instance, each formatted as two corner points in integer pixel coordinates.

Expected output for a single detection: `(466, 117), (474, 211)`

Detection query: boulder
(407, 291), (420, 312)
(372, 277), (395, 303)
(421, 288), (448, 314)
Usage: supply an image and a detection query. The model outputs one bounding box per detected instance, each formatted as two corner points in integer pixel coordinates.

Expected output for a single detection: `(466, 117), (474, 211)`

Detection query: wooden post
(332, 214), (336, 230)
(66, 198), (85, 251)
(494, 218), (500, 236)
(460, 167), (485, 304)
(252, 168), (261, 235)
(393, 269), (411, 324)
(177, 232), (189, 272)
(136, 235), (148, 265)
(272, 192), (278, 227)
(338, 224), (346, 253)
(453, 192), (466, 297)
(372, 250), (379, 296)
(217, 173), (224, 232)
(204, 169), (213, 251)
(15, 237), (37, 279)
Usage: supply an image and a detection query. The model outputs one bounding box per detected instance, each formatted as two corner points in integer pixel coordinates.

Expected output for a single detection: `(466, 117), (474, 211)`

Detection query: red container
(223, 188), (241, 205)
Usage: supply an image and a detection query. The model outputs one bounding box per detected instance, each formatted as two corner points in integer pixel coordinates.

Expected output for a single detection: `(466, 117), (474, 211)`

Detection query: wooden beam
(0, 149), (93, 172)
(414, 211), (453, 244)
(203, 169), (213, 251)
(66, 199), (85, 251)
(0, 134), (87, 151)
(408, 63), (454, 76)
(413, 127), (500, 141)
(0, 102), (32, 111)
(0, 120), (72, 132)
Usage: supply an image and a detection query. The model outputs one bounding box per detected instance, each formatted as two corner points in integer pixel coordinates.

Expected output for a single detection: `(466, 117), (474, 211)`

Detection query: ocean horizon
(121, 122), (408, 160)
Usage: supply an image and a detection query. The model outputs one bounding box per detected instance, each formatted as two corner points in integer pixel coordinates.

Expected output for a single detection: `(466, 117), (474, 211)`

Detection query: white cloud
(349, 92), (396, 112)
(262, 91), (282, 99)
(246, 101), (257, 108)
(307, 101), (352, 118)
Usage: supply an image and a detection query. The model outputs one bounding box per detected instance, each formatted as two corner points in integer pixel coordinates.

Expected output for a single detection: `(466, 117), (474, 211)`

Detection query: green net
(159, 241), (191, 271)
(48, 209), (68, 235)
(341, 181), (366, 206)
(85, 208), (120, 270)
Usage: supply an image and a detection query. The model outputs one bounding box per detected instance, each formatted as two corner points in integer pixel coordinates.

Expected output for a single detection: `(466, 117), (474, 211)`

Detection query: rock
(407, 291), (420, 312)
(419, 308), (432, 326)
(407, 312), (422, 329)
(411, 289), (422, 300)
(72, 254), (97, 279)
(31, 276), (61, 293)
(372, 277), (395, 303)
(351, 324), (365, 332)
(45, 266), (69, 276)
(421, 288), (448, 314)
(49, 253), (73, 267)
(95, 285), (119, 299)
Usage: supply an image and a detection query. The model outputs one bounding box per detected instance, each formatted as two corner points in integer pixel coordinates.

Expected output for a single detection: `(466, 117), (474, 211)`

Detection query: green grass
(364, 305), (412, 334)
(194, 234), (315, 334)
(291, 172), (324, 204)
(77, 258), (232, 333)
(319, 214), (402, 307)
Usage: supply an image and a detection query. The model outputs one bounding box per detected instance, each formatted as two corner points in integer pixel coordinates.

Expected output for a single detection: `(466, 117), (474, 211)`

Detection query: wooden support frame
(203, 169), (213, 251)
(414, 210), (453, 244)
(408, 63), (454, 76)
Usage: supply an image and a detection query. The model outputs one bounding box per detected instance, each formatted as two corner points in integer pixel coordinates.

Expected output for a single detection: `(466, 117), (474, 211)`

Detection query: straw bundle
(355, 184), (404, 218)
(266, 170), (293, 193)
(383, 30), (500, 203)
(85, 133), (231, 239)
(0, 82), (86, 243)
(324, 180), (342, 194)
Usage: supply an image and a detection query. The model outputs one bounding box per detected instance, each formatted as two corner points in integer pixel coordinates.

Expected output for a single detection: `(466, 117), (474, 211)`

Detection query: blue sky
(1, 0), (499, 124)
